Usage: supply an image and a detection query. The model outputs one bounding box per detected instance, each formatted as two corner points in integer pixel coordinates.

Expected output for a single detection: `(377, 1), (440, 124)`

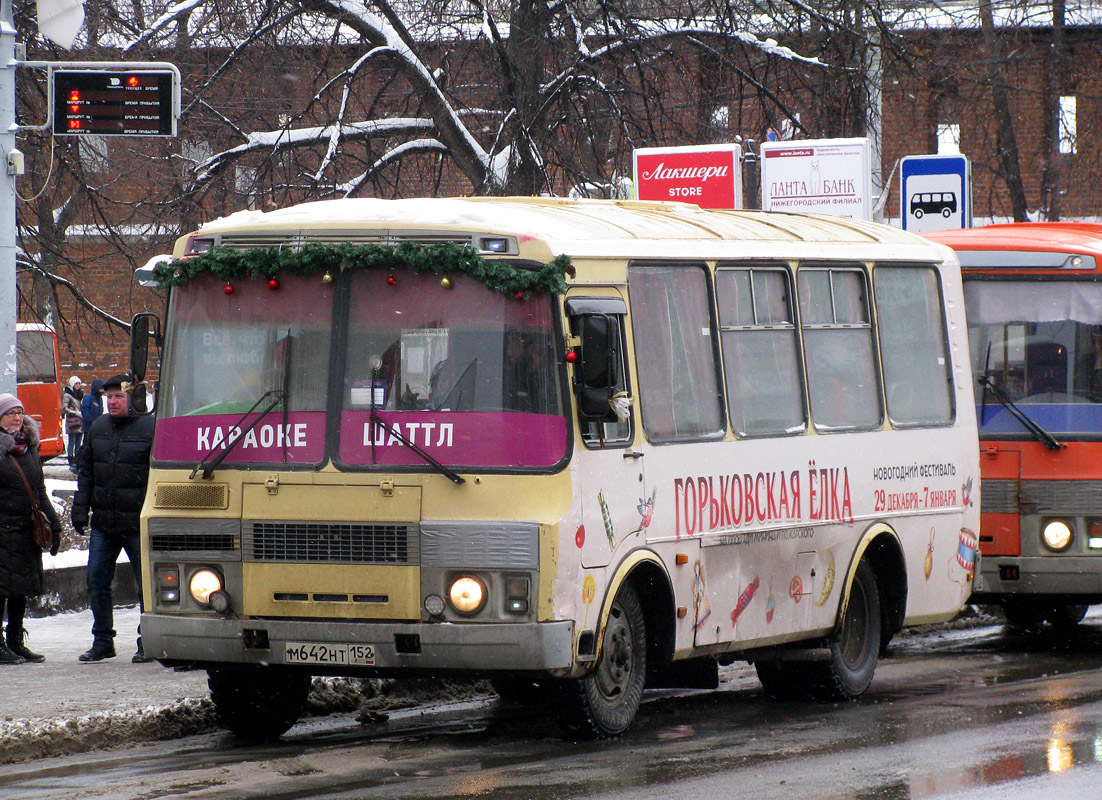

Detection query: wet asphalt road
(3, 613), (1102, 800)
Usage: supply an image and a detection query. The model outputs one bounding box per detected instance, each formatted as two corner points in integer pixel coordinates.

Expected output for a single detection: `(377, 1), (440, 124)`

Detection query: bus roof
(188, 197), (943, 262)
(925, 222), (1102, 254)
(924, 222), (1102, 272)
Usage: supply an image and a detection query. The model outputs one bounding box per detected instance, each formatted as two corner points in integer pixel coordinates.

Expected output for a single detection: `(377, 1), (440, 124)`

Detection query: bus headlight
(1042, 520), (1074, 552)
(189, 568), (224, 605)
(448, 575), (487, 615)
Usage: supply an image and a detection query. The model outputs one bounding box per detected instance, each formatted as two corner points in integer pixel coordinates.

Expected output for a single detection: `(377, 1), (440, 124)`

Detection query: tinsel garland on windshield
(154, 241), (574, 297)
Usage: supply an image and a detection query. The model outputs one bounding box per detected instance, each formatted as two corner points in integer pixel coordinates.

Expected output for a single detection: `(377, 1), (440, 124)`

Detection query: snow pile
(0, 697), (218, 764)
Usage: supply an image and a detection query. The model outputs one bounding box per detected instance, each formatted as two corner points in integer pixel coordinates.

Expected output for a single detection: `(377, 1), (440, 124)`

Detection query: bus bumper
(140, 613), (576, 671)
(970, 555), (1102, 602)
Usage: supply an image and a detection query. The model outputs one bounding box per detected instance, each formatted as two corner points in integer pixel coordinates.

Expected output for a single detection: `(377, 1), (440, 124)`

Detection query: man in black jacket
(72, 374), (155, 663)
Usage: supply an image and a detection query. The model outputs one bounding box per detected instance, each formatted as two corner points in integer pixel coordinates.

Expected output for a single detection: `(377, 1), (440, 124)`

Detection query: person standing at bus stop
(63, 376), (84, 472)
(0, 393), (61, 664)
(80, 378), (105, 438)
(72, 375), (155, 663)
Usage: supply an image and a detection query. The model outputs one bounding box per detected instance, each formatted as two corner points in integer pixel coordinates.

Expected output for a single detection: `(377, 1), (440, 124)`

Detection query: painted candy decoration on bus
(637, 488), (656, 529)
(692, 561), (711, 631)
(730, 576), (760, 626)
(598, 490), (615, 549)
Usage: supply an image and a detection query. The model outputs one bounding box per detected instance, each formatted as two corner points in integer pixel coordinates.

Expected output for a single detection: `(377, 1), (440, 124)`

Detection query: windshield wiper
(369, 359), (465, 485)
(979, 342), (992, 426)
(190, 388), (285, 479)
(976, 374), (1062, 450)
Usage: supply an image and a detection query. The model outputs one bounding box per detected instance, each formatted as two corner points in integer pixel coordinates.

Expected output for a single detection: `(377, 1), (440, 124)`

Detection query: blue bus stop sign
(900, 155), (971, 232)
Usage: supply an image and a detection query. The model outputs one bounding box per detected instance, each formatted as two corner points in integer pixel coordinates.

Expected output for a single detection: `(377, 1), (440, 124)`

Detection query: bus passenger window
(566, 299), (631, 447)
(798, 266), (882, 430)
(628, 265), (725, 443)
(874, 266), (954, 425)
(716, 266), (806, 436)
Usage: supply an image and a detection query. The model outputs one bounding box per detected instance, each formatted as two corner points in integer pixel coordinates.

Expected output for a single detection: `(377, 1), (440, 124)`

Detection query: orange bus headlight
(448, 575), (487, 615)
(1041, 520), (1074, 552)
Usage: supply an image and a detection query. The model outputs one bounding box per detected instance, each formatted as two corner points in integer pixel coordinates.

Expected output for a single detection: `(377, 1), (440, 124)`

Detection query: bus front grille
(981, 479), (1018, 515)
(154, 482), (230, 510)
(982, 479), (1102, 515)
(1020, 480), (1102, 515)
(243, 521), (419, 564)
(148, 518), (239, 552)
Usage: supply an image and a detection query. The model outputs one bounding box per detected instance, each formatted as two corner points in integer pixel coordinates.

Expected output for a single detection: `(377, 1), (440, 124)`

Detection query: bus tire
(1002, 599), (1045, 629)
(1046, 603), (1088, 630)
(557, 582), (646, 739)
(817, 560), (881, 700)
(208, 665), (310, 742)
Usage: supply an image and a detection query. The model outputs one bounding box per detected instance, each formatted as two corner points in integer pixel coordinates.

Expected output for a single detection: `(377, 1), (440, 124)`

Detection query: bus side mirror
(130, 381), (153, 415)
(129, 312), (161, 382)
(576, 314), (618, 419)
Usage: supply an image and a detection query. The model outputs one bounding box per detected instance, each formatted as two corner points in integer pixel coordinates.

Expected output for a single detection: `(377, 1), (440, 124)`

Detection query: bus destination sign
(52, 70), (177, 137)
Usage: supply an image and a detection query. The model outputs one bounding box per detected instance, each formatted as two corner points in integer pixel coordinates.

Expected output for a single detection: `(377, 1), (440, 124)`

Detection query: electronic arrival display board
(53, 70), (176, 136)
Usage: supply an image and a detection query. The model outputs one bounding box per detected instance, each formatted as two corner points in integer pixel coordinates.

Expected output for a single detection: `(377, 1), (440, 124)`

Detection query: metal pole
(743, 139), (759, 210)
(865, 26), (884, 224)
(0, 0), (16, 394)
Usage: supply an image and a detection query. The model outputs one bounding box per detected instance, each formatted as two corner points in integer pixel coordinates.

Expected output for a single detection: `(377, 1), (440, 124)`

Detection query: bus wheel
(557, 583), (646, 739)
(818, 560), (881, 700)
(208, 665), (311, 742)
(1002, 600), (1045, 629)
(1046, 604), (1089, 630)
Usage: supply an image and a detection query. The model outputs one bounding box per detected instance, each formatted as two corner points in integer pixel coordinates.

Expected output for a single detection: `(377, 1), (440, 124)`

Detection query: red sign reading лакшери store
(633, 144), (743, 209)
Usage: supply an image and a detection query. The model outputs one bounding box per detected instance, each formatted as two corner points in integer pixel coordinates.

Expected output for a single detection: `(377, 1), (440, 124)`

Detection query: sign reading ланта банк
(760, 138), (871, 220)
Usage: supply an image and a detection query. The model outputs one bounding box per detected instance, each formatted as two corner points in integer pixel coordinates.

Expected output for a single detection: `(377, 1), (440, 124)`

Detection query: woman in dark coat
(0, 393), (62, 664)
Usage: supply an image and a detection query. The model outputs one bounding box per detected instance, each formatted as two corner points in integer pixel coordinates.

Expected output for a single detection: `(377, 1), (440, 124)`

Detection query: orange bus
(16, 322), (63, 460)
(927, 222), (1102, 627)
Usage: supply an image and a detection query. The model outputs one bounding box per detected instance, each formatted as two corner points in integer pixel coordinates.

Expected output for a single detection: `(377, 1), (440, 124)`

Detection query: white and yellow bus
(132, 197), (979, 740)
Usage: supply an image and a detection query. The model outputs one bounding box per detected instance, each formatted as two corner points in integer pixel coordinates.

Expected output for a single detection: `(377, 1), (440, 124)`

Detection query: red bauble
(223, 284), (234, 295)
(268, 278), (279, 290)
(565, 351), (578, 363)
(386, 275), (396, 286)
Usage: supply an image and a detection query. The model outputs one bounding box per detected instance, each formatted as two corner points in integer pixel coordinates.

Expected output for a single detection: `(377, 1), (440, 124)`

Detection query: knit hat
(0, 393), (23, 418)
(67, 376), (82, 389)
(101, 374), (133, 392)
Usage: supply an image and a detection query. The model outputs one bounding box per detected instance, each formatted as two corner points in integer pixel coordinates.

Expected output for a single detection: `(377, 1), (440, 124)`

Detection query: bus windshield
(16, 329), (57, 383)
(154, 270), (568, 470)
(965, 279), (1102, 437)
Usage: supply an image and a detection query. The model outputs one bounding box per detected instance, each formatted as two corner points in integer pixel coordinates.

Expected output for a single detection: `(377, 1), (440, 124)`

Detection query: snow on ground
(0, 606), (489, 765)
(0, 607), (214, 764)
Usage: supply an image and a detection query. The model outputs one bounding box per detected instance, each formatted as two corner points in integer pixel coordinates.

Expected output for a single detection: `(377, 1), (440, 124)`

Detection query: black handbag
(11, 457), (52, 549)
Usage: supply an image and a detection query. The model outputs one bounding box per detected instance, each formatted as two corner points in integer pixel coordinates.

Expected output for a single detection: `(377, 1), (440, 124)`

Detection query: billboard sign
(900, 154), (971, 232)
(760, 138), (872, 220)
(633, 144), (742, 209)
